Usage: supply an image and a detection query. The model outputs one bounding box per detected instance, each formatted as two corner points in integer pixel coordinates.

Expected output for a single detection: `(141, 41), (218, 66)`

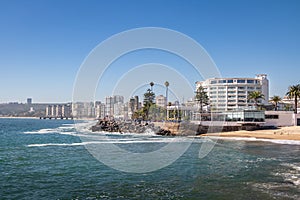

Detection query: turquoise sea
(1, 118), (300, 199)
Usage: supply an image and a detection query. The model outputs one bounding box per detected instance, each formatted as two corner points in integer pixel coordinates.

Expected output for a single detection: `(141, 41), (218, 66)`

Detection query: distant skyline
(1, 0), (300, 103)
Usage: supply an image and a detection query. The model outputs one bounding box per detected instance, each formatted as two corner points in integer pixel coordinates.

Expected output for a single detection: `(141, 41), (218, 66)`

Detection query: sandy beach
(201, 126), (300, 141)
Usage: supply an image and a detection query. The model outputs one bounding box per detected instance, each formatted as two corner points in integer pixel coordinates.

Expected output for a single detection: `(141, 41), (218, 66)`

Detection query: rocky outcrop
(91, 119), (172, 135)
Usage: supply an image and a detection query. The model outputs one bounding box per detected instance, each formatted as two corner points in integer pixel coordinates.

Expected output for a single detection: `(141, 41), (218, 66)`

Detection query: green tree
(270, 95), (282, 111)
(248, 91), (265, 109)
(284, 104), (292, 111)
(143, 89), (155, 120)
(286, 84), (300, 114)
(195, 86), (209, 113)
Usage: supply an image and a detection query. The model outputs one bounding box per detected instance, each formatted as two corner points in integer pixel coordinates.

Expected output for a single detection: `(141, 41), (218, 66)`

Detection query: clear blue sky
(0, 0), (299, 103)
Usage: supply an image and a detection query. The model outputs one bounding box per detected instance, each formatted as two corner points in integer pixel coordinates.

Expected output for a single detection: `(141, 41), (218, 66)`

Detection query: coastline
(200, 126), (300, 141)
(0, 116), (39, 119)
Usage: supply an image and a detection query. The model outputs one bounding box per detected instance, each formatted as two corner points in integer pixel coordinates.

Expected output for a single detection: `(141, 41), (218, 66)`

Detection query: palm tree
(248, 91), (265, 109)
(195, 86), (209, 113)
(150, 82), (154, 91)
(164, 81), (169, 106)
(286, 84), (300, 114)
(270, 95), (282, 111)
(164, 81), (169, 120)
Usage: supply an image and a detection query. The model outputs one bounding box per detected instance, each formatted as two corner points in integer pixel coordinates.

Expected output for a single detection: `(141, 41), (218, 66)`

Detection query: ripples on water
(0, 118), (300, 199)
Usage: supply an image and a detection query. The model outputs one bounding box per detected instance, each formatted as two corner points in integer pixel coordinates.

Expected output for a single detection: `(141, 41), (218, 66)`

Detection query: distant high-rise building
(27, 98), (32, 105)
(156, 95), (167, 107)
(105, 96), (114, 116)
(134, 96), (139, 111)
(128, 96), (139, 119)
(46, 105), (52, 116)
(95, 103), (106, 119)
(62, 104), (72, 117)
(56, 105), (62, 117)
(105, 95), (125, 117)
(114, 95), (124, 104)
(51, 105), (57, 116)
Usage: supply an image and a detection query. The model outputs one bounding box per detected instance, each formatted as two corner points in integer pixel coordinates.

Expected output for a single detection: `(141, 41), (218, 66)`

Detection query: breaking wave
(205, 136), (300, 145)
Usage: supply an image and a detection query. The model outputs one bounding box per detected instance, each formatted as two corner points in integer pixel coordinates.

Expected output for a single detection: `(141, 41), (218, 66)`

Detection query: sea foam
(205, 136), (300, 145)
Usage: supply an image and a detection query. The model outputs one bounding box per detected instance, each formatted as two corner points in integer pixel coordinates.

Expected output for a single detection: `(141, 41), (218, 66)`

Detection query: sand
(200, 126), (300, 141)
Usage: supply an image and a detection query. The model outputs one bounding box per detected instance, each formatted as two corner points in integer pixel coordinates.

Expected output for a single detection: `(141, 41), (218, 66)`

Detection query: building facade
(105, 95), (125, 117)
(156, 95), (167, 107)
(196, 74), (269, 111)
(45, 104), (72, 118)
(95, 103), (106, 119)
(27, 98), (32, 105)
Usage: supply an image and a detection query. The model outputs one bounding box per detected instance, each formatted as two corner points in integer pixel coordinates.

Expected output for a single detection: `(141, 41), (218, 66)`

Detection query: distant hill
(0, 103), (47, 117)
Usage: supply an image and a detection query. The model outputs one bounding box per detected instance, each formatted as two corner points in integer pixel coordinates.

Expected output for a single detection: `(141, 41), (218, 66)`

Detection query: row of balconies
(208, 86), (262, 91)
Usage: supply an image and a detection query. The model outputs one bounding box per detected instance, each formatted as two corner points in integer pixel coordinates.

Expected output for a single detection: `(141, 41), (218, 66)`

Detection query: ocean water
(0, 118), (300, 199)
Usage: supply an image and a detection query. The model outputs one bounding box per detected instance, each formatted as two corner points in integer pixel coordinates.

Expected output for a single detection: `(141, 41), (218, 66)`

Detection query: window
(247, 80), (254, 84)
(238, 87), (245, 89)
(256, 87), (261, 90)
(228, 95), (236, 98)
(238, 95), (246, 98)
(227, 80), (234, 83)
(218, 87), (226, 90)
(238, 91), (245, 94)
(218, 95), (226, 98)
(228, 100), (236, 102)
(218, 80), (227, 84)
(218, 91), (226, 94)
(210, 91), (217, 94)
(228, 91), (236, 94)
(210, 87), (217, 90)
(218, 100), (226, 102)
(228, 86), (236, 89)
(265, 115), (279, 119)
(210, 80), (217, 84)
(247, 87), (254, 90)
(237, 80), (246, 83)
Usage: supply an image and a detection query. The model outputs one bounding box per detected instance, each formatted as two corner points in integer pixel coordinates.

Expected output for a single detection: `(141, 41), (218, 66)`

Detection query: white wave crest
(205, 136), (300, 145)
(27, 137), (198, 147)
(24, 129), (56, 134)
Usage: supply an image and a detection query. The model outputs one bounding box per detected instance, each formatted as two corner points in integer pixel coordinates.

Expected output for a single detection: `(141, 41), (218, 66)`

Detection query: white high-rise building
(105, 95), (125, 117)
(195, 74), (269, 111)
(156, 95), (167, 107)
(95, 103), (106, 119)
(62, 104), (72, 117)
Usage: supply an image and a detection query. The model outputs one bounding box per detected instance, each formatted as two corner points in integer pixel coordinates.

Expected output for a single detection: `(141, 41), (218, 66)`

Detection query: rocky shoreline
(91, 119), (271, 136)
(91, 119), (173, 136)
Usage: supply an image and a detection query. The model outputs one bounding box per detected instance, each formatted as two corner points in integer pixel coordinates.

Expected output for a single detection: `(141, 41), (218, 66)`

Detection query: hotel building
(195, 74), (269, 111)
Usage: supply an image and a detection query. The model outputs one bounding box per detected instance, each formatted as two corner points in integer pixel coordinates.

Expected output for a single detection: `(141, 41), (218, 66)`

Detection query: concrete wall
(265, 111), (296, 127)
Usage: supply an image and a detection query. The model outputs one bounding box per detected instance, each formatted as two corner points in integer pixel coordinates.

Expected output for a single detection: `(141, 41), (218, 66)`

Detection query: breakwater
(91, 119), (173, 135)
(91, 120), (267, 136)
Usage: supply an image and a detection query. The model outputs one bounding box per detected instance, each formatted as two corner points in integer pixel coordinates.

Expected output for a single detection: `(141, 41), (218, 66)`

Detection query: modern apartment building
(45, 104), (72, 118)
(195, 74), (269, 111)
(105, 95), (125, 117)
(95, 103), (106, 119)
(156, 95), (167, 107)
